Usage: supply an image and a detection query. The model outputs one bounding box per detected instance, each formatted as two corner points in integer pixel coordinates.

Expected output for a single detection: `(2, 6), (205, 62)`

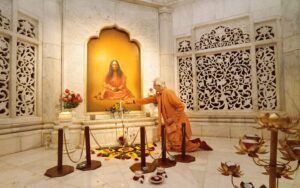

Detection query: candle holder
(132, 170), (144, 184)
(220, 112), (299, 188)
(156, 167), (168, 178)
(218, 162), (267, 188)
(218, 162), (243, 177)
(235, 134), (267, 157)
(279, 139), (300, 161)
(256, 113), (299, 133)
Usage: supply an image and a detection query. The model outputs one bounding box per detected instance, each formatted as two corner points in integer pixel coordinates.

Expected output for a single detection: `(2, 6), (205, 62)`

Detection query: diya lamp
(256, 112), (299, 133)
(235, 135), (267, 157)
(218, 161), (243, 177)
(156, 167), (167, 178)
(132, 171), (144, 184)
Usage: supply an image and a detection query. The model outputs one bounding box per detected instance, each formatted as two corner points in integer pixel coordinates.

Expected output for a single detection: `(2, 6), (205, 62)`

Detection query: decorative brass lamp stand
(255, 113), (299, 188)
(218, 161), (266, 188)
(219, 112), (299, 188)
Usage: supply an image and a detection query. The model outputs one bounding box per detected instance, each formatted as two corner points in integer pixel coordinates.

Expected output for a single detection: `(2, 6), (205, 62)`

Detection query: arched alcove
(86, 27), (141, 113)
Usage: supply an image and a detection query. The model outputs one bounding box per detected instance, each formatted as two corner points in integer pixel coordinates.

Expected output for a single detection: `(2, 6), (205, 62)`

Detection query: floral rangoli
(93, 144), (158, 160)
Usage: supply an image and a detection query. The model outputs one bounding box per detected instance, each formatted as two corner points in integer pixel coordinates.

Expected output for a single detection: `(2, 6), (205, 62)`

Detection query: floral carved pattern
(255, 26), (274, 41)
(16, 41), (36, 116)
(0, 11), (10, 30)
(196, 50), (252, 110)
(177, 40), (192, 52)
(17, 19), (36, 38)
(178, 56), (194, 110)
(0, 35), (10, 116)
(256, 46), (277, 109)
(195, 26), (250, 51)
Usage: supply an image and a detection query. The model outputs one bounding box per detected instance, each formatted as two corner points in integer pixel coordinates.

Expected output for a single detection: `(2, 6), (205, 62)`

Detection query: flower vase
(61, 108), (76, 122)
(69, 108), (77, 122)
(58, 111), (72, 122)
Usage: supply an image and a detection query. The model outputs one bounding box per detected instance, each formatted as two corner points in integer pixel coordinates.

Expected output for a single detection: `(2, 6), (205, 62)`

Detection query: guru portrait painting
(86, 27), (141, 112)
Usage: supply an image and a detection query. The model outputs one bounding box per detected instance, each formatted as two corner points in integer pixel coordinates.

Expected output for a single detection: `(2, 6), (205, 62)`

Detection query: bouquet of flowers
(62, 89), (83, 109)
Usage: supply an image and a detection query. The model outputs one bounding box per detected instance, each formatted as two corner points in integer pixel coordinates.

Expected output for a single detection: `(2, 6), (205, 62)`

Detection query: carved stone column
(42, 0), (63, 122)
(159, 7), (174, 90)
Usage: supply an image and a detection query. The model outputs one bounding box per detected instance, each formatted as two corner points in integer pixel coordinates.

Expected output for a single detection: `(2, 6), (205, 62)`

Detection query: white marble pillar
(159, 7), (175, 90)
(42, 0), (63, 122)
(281, 0), (300, 117)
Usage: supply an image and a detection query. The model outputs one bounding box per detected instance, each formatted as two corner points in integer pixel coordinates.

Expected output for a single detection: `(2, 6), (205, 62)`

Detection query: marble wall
(0, 0), (61, 156)
(170, 0), (300, 136)
(1, 0), (299, 157)
(172, 0), (282, 36)
(171, 0), (299, 117)
(281, 0), (300, 117)
(62, 0), (160, 118)
(0, 0), (161, 156)
(14, 0), (62, 122)
(42, 0), (63, 123)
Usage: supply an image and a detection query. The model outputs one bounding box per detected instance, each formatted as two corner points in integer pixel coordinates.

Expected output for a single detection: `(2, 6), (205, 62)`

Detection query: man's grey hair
(153, 77), (166, 88)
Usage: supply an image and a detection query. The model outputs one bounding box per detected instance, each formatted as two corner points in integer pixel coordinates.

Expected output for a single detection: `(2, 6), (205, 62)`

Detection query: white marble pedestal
(82, 116), (158, 148)
(50, 112), (80, 153)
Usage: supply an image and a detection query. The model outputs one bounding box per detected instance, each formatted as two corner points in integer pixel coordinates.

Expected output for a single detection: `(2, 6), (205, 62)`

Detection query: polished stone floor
(0, 137), (299, 188)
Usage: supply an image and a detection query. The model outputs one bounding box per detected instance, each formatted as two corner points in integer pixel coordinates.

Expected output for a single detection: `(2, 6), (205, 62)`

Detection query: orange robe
(136, 89), (200, 152)
(98, 74), (134, 100)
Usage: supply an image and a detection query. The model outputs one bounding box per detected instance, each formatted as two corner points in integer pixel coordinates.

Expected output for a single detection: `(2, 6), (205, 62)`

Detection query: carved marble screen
(0, 0), (12, 31)
(178, 56), (194, 110)
(16, 41), (37, 116)
(176, 16), (279, 112)
(196, 49), (252, 110)
(0, 35), (10, 117)
(0, 0), (11, 117)
(0, 0), (39, 119)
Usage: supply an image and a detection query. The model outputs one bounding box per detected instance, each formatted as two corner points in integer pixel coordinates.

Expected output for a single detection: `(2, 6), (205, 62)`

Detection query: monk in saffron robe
(129, 78), (213, 152)
(95, 60), (134, 100)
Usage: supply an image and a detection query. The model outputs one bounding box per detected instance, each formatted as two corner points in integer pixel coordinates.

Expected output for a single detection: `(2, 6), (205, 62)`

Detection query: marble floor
(0, 137), (299, 188)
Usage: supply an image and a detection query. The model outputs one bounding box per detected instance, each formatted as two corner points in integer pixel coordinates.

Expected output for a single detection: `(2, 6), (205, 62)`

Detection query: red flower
(62, 89), (83, 109)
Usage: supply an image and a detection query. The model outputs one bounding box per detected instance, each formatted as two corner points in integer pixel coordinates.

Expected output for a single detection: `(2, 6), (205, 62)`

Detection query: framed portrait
(86, 27), (141, 113)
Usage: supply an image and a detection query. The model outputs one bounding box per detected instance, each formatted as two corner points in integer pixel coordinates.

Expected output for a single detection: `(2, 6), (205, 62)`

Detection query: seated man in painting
(95, 60), (134, 100)
(126, 78), (213, 152)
